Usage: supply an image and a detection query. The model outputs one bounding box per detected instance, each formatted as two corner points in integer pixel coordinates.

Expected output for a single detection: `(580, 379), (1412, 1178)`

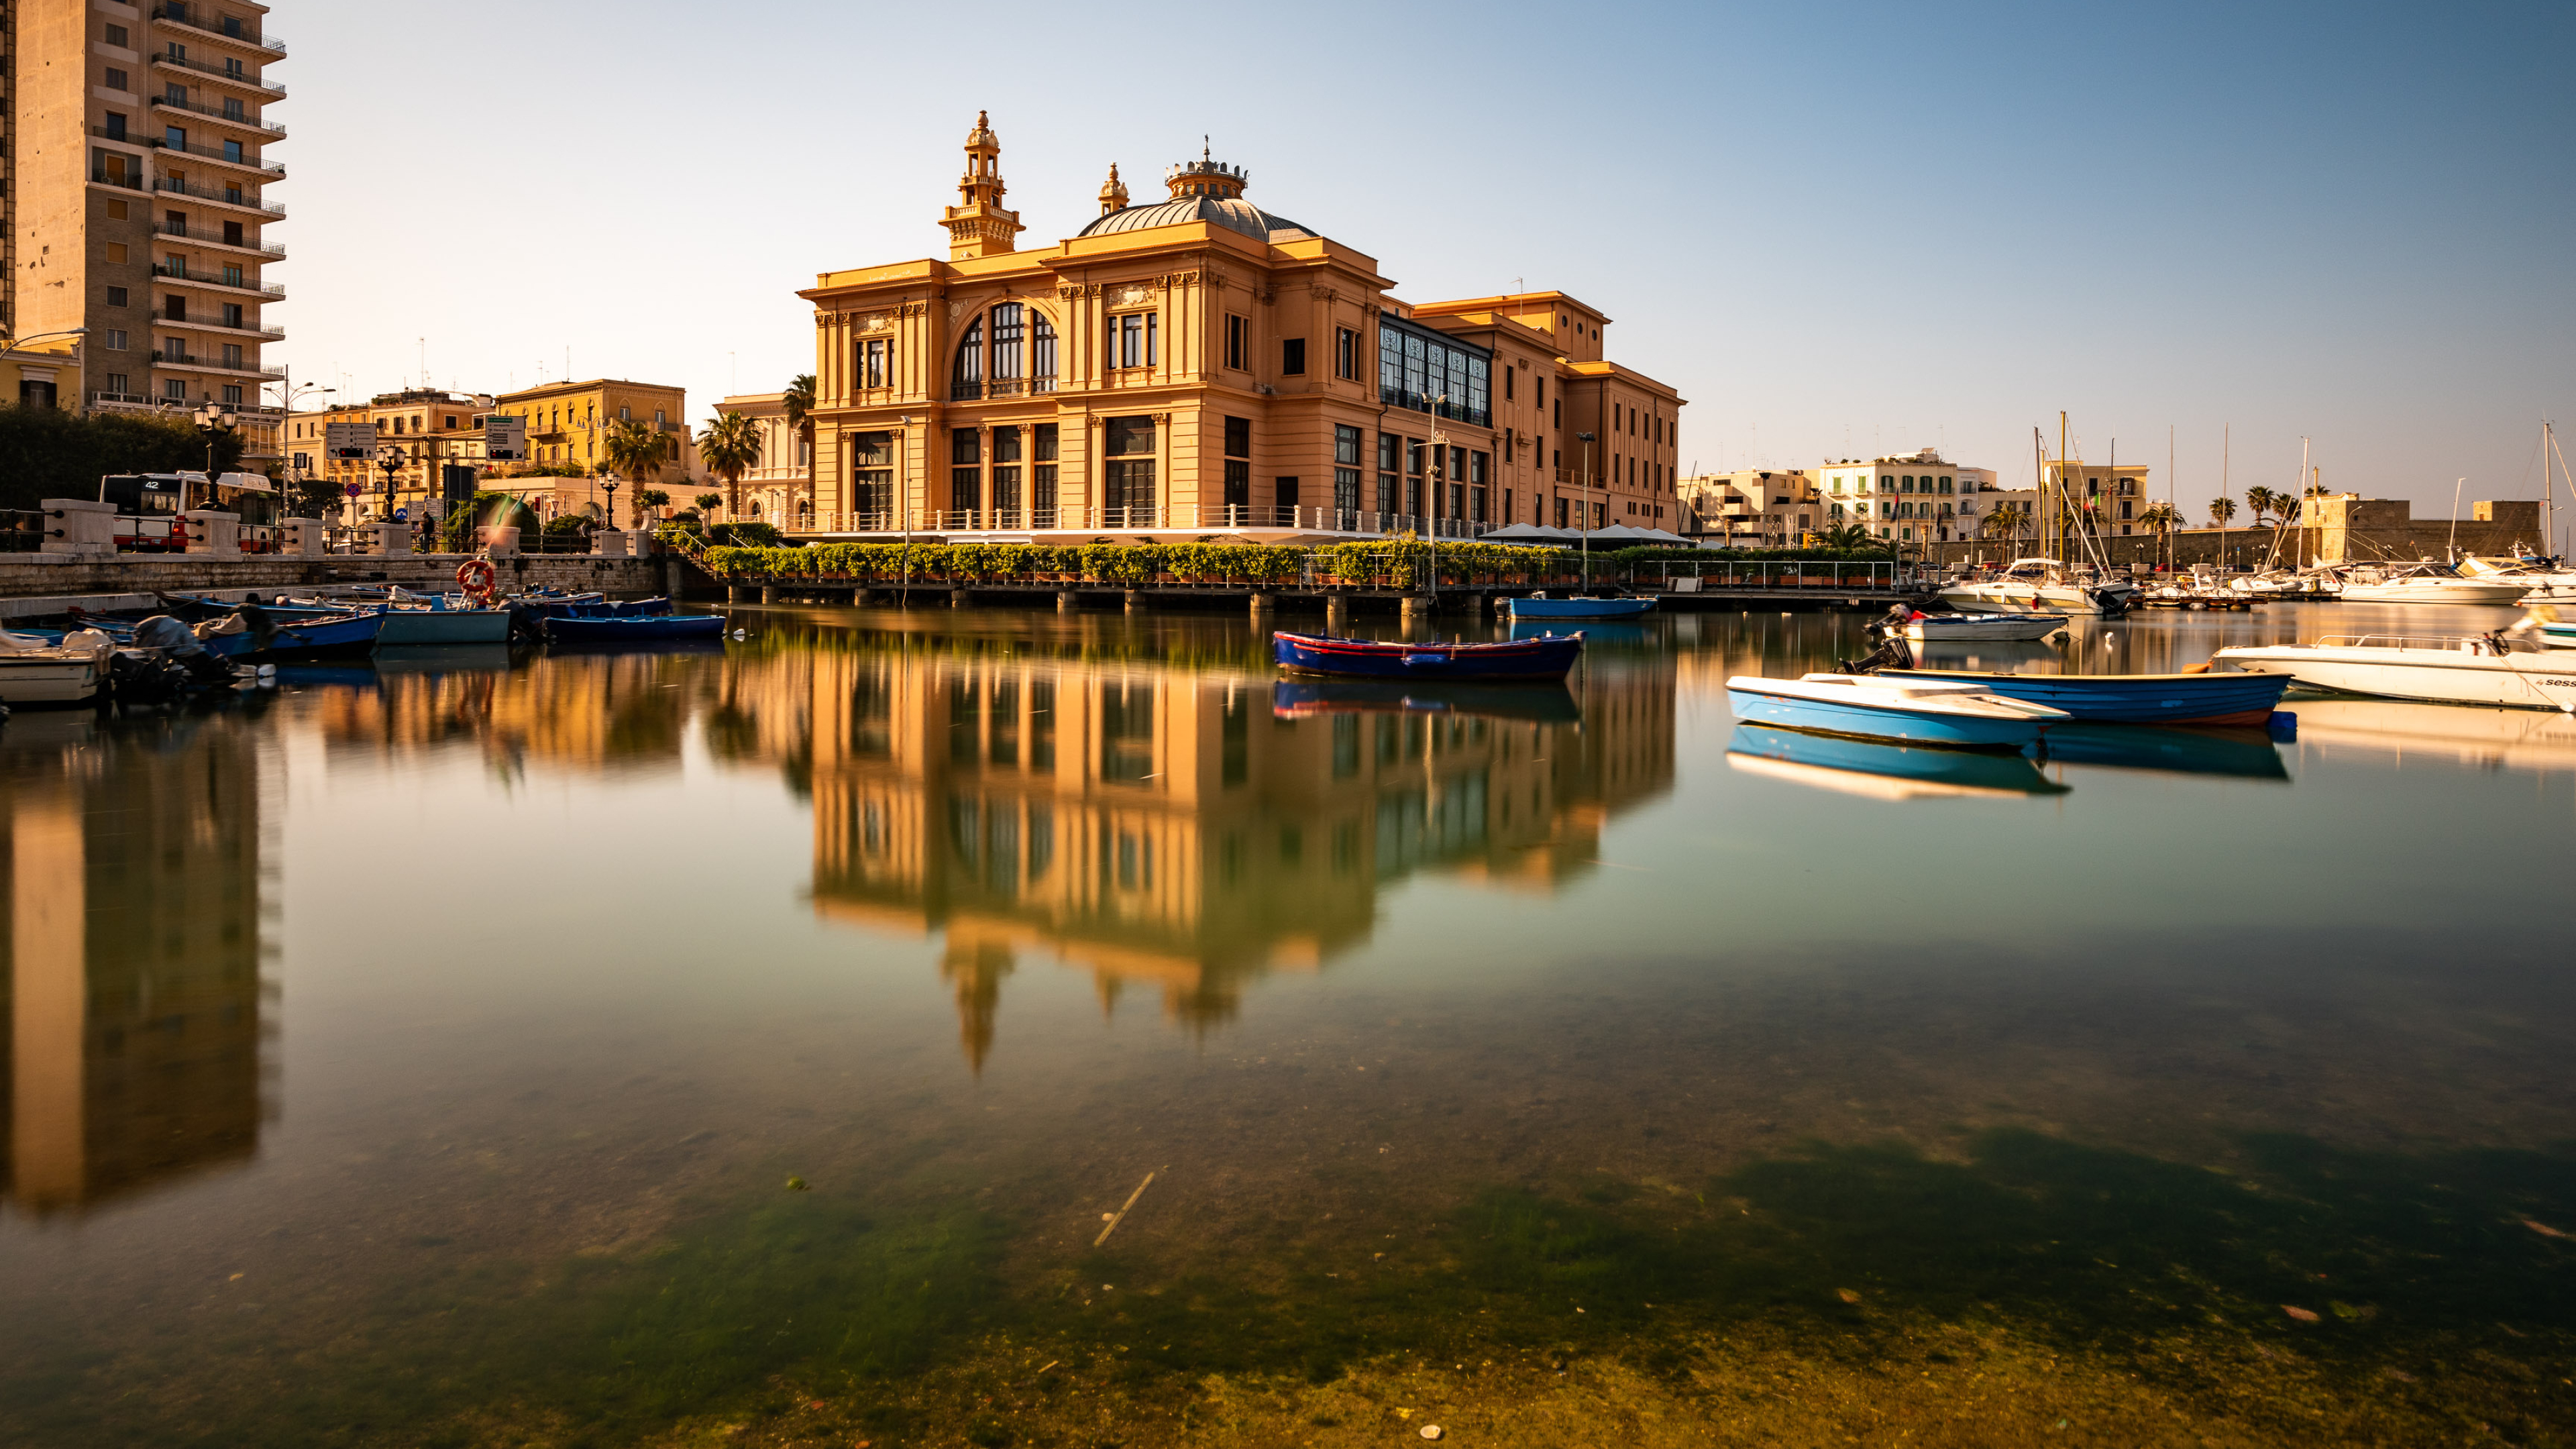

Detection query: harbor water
(2, 602), (2571, 1447)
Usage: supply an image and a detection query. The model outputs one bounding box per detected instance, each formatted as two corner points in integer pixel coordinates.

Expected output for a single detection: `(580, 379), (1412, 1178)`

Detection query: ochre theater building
(796, 115), (1685, 539)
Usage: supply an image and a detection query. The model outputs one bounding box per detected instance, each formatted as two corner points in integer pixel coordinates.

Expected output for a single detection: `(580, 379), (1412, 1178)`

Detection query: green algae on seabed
(7, 1129), (2573, 1448)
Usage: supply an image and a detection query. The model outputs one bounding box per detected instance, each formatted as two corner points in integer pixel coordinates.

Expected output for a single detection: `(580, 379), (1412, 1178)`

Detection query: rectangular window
(1115, 313), (1157, 368)
(1032, 423), (1059, 517)
(221, 343), (243, 368)
(1224, 415), (1250, 459)
(1105, 460), (1155, 515)
(861, 338), (887, 388)
(1276, 477), (1299, 511)
(1336, 327), (1356, 380)
(951, 427), (981, 465)
(105, 372), (130, 394)
(1281, 337), (1305, 376)
(221, 264), (241, 286)
(1031, 313), (1057, 388)
(851, 430), (894, 519)
(221, 384), (243, 406)
(1505, 366), (1515, 401)
(1104, 415), (1155, 455)
(105, 285), (129, 307)
(105, 67), (129, 91)
(221, 302), (243, 328)
(223, 139), (243, 163)
(103, 329), (127, 350)
(104, 23), (128, 46)
(1224, 460), (1250, 511)
(989, 303), (1025, 381)
(1224, 314), (1248, 371)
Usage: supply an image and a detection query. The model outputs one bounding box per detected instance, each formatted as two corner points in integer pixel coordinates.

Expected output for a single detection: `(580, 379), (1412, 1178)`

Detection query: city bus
(98, 472), (282, 552)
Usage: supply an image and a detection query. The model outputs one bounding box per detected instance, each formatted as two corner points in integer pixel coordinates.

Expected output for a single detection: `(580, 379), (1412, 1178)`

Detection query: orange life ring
(456, 559), (498, 600)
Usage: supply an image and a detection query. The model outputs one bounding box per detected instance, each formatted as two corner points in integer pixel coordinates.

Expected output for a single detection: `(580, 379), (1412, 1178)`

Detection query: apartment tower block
(7, 0), (284, 461)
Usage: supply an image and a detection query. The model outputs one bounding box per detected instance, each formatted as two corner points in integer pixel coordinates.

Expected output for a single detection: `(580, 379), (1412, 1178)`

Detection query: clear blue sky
(279, 0), (2575, 533)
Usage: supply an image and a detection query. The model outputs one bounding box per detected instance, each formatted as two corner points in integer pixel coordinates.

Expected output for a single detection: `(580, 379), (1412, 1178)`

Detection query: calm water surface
(3, 602), (2572, 1448)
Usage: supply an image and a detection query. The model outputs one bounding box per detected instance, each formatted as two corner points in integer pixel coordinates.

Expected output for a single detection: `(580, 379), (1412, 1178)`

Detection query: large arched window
(951, 305), (1059, 401)
(951, 317), (984, 401)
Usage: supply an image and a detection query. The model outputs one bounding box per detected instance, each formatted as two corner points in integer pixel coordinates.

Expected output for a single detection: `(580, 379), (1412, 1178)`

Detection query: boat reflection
(1, 712), (271, 1219)
(1271, 678), (1581, 724)
(709, 627), (1674, 1067)
(303, 651), (694, 775)
(2288, 696), (2576, 777)
(1725, 722), (2069, 800)
(2043, 724), (2290, 781)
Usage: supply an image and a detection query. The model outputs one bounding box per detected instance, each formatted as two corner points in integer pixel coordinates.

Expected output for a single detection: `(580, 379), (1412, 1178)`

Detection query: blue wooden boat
(1506, 594), (1656, 620)
(201, 610), (384, 659)
(541, 613), (729, 644)
(1883, 667), (2292, 726)
(1271, 678), (1581, 724)
(1273, 630), (1582, 682)
(1726, 673), (2067, 752)
(1727, 724), (2069, 798)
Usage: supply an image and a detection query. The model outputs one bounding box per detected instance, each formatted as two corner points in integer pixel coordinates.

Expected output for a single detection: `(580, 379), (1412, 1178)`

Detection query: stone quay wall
(0, 553), (676, 618)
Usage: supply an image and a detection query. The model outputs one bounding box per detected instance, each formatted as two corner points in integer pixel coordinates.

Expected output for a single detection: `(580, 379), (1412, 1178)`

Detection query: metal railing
(154, 262), (286, 297)
(158, 222), (285, 256)
(151, 5), (287, 54)
(156, 310), (286, 340)
(797, 505), (1501, 537)
(149, 50), (287, 95)
(149, 93), (286, 135)
(89, 167), (145, 190)
(129, 130), (284, 174)
(151, 348), (284, 380)
(1381, 389), (1490, 427)
(1637, 559), (1908, 590)
(154, 174), (286, 215)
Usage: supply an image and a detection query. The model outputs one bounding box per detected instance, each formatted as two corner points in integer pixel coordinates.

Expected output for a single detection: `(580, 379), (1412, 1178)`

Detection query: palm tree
(602, 419), (672, 525)
(696, 411), (763, 519)
(1980, 502), (2028, 540)
(2138, 500), (2179, 535)
(2244, 486), (2281, 527)
(2208, 495), (2239, 529)
(782, 374), (816, 453)
(1815, 522), (1876, 552)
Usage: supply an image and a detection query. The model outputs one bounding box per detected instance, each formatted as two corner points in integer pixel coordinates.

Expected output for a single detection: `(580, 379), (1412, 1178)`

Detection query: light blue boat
(1725, 672), (2068, 753)
(1726, 724), (2069, 797)
(1506, 594), (1656, 620)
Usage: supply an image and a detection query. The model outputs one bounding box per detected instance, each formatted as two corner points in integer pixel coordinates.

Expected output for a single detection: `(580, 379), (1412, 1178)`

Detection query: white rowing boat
(2214, 633), (2576, 711)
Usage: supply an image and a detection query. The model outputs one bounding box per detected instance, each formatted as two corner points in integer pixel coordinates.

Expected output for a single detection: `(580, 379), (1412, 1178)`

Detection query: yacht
(2214, 632), (2576, 710)
(2458, 554), (2576, 605)
(1940, 557), (2141, 616)
(2330, 562), (2529, 606)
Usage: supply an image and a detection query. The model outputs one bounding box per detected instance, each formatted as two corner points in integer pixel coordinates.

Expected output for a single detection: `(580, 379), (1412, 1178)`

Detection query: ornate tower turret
(942, 110), (1024, 261)
(1165, 138), (1248, 201)
(1097, 162), (1130, 217)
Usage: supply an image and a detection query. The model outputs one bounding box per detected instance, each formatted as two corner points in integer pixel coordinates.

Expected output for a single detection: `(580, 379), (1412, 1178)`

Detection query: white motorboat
(2214, 633), (2576, 711)
(1898, 609), (2070, 642)
(2458, 554), (2576, 605)
(2330, 563), (2529, 606)
(1939, 558), (2140, 616)
(0, 628), (114, 704)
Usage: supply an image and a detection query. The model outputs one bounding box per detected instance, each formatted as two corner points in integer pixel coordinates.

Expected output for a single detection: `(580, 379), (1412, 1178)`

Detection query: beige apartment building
(1680, 469), (1819, 545)
(795, 115), (1684, 539)
(1815, 448), (1999, 544)
(9, 0), (287, 464)
(712, 391), (814, 527)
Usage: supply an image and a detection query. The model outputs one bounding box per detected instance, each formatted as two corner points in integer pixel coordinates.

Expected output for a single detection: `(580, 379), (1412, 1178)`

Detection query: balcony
(155, 310), (286, 341)
(89, 166), (145, 191)
(150, 92), (286, 137)
(151, 4), (286, 56)
(154, 174), (285, 217)
(139, 131), (284, 176)
(152, 348), (284, 382)
(93, 391), (283, 423)
(150, 50), (286, 97)
(152, 261), (284, 299)
(158, 221), (285, 257)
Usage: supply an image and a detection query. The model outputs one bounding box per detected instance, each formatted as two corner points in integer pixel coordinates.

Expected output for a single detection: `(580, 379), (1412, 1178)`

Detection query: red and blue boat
(1273, 630), (1583, 682)
(541, 613), (729, 645)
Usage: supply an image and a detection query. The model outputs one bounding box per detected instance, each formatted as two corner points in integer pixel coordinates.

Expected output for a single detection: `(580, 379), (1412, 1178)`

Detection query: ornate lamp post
(600, 476), (621, 531)
(194, 399), (240, 477)
(376, 442), (407, 525)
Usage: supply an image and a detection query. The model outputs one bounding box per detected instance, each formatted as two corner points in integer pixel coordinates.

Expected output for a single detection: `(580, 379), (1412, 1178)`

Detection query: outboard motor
(1838, 606), (1916, 675)
(131, 614), (241, 687)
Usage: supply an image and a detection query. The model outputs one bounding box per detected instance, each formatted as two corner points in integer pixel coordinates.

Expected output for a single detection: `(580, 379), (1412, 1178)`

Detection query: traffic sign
(325, 421), (378, 460)
(343, 482), (362, 498)
(484, 415), (527, 462)
(393, 508), (409, 523)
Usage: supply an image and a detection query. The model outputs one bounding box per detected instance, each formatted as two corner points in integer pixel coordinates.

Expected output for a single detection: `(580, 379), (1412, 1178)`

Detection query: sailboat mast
(2058, 411), (2069, 564)
(2546, 420), (2559, 561)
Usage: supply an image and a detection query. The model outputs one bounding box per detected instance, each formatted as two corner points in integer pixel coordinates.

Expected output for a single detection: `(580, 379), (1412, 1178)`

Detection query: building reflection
(718, 625), (1675, 1069)
(301, 649), (698, 775)
(2, 713), (272, 1218)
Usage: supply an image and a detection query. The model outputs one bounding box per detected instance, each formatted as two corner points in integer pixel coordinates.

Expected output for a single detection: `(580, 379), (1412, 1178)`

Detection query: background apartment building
(9, 0), (286, 466)
(713, 390), (814, 527)
(1679, 469), (1818, 545)
(1814, 449), (1997, 544)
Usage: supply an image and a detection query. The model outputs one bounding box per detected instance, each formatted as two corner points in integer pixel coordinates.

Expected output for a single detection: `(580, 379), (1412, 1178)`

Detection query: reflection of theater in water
(303, 651), (698, 773)
(3, 716), (273, 1218)
(752, 632), (1673, 1067)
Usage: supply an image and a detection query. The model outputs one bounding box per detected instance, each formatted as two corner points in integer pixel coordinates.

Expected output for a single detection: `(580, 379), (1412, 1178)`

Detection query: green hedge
(691, 539), (1903, 586)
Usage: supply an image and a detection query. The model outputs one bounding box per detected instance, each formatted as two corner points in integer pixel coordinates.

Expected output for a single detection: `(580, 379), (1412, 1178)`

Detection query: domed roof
(1076, 193), (1313, 244)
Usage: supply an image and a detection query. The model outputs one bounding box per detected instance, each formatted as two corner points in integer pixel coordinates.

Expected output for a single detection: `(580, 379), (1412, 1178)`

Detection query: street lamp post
(601, 476), (621, 531)
(376, 443), (406, 527)
(194, 400), (240, 478)
(1575, 431), (1597, 594)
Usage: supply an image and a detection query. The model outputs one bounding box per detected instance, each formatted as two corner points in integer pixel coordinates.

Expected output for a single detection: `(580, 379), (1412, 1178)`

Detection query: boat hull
(1725, 724), (2068, 798)
(1273, 631), (1583, 682)
(1883, 668), (2292, 726)
(0, 652), (107, 704)
(1939, 581), (2135, 616)
(202, 612), (385, 659)
(1725, 684), (2049, 751)
(1505, 596), (1656, 620)
(2334, 580), (2529, 605)
(541, 614), (729, 644)
(376, 609), (511, 645)
(2215, 644), (2576, 710)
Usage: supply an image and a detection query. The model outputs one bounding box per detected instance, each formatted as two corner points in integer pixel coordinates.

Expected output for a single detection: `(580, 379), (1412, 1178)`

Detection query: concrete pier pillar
(1400, 594), (1434, 630)
(1057, 590), (1079, 612)
(1124, 590), (1144, 614)
(1248, 592), (1274, 618)
(759, 584), (779, 604)
(1322, 596), (1351, 633)
(726, 583), (752, 603)
(951, 588), (971, 608)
